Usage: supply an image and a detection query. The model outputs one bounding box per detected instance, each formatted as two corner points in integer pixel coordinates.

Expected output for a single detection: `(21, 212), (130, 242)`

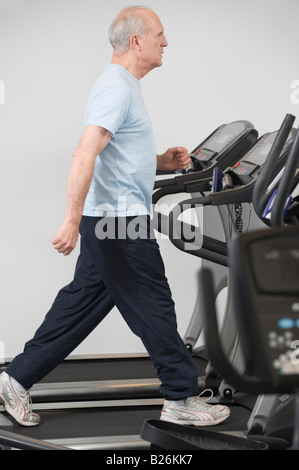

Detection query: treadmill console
(190, 120), (258, 172)
(231, 226), (299, 382)
(229, 130), (296, 185)
(249, 234), (299, 376)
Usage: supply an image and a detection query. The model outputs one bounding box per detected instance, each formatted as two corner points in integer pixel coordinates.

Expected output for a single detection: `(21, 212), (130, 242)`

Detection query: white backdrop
(0, 0), (298, 359)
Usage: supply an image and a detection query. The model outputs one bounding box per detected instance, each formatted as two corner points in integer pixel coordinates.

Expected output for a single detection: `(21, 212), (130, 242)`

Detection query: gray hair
(108, 6), (153, 55)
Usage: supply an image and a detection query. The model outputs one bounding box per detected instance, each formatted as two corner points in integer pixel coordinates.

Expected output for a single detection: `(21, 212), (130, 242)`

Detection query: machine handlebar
(251, 113), (295, 221)
(271, 127), (299, 226)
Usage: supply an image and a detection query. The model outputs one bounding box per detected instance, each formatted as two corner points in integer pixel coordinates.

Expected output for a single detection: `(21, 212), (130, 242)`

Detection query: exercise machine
(153, 114), (296, 392)
(141, 119), (299, 450)
(141, 223), (299, 450)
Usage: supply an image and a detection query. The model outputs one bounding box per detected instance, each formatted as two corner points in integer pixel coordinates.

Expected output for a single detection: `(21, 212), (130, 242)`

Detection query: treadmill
(141, 117), (299, 450)
(0, 120), (258, 450)
(153, 114), (296, 397)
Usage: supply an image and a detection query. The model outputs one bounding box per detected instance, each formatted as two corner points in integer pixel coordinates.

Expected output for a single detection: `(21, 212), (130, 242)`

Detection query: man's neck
(111, 52), (148, 80)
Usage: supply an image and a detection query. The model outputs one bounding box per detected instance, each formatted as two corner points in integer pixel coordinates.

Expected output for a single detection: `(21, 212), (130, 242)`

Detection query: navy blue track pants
(6, 216), (199, 400)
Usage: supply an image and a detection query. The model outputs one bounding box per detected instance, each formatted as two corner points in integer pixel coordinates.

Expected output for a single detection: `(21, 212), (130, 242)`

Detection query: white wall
(0, 0), (298, 359)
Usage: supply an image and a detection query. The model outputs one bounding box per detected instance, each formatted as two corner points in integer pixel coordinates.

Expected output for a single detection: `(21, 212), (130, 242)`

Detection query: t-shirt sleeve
(85, 82), (130, 135)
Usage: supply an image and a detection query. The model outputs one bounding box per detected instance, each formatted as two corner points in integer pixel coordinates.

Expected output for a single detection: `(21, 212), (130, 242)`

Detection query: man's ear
(130, 34), (142, 51)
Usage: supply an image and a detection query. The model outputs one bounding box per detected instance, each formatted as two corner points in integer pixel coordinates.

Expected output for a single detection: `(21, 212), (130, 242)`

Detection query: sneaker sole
(160, 410), (230, 427)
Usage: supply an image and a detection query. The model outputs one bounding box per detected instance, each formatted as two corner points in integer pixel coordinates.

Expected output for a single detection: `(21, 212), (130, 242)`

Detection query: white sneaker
(0, 372), (40, 427)
(160, 391), (230, 426)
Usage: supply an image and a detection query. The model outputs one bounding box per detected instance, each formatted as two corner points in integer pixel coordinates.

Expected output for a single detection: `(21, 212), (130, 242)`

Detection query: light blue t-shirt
(82, 64), (157, 217)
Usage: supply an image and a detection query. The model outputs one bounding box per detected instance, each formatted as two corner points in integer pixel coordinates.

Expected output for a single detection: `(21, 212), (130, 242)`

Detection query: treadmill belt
(2, 401), (251, 442)
(38, 356), (207, 383)
(40, 358), (158, 383)
(3, 405), (161, 441)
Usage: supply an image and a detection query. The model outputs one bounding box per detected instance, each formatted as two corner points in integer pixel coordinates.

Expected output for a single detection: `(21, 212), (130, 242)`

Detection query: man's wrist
(64, 212), (82, 226)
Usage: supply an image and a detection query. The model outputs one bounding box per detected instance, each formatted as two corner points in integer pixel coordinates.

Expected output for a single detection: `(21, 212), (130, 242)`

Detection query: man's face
(138, 11), (168, 72)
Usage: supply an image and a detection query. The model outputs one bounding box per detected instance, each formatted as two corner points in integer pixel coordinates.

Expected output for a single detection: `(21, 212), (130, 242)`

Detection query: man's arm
(52, 125), (112, 256)
(157, 147), (191, 172)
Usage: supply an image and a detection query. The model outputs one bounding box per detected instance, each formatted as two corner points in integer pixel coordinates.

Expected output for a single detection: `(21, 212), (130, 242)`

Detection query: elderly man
(0, 6), (229, 428)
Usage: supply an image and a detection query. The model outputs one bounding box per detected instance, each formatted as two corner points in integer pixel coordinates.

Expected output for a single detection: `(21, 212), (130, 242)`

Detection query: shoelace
(188, 389), (214, 410)
(198, 388), (214, 401)
(19, 389), (34, 414)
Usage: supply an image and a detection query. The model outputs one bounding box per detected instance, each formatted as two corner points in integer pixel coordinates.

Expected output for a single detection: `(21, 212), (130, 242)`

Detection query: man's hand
(157, 147), (191, 172)
(52, 218), (80, 256)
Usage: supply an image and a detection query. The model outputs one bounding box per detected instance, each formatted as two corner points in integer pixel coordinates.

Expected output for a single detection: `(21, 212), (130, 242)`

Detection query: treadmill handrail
(163, 176), (255, 264)
(167, 197), (229, 266)
(0, 429), (71, 450)
(152, 183), (186, 205)
(152, 177), (212, 205)
(251, 113), (295, 220)
(271, 127), (299, 227)
(154, 170), (212, 190)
